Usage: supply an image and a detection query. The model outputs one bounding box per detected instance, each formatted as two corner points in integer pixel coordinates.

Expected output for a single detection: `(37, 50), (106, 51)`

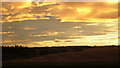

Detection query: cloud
(2, 2), (118, 23)
(2, 2), (118, 46)
(2, 17), (118, 46)
(23, 27), (36, 30)
(2, 2), (31, 10)
(2, 40), (28, 44)
(2, 2), (59, 23)
(49, 2), (118, 22)
(0, 31), (15, 34)
(94, 10), (118, 19)
(31, 31), (65, 37)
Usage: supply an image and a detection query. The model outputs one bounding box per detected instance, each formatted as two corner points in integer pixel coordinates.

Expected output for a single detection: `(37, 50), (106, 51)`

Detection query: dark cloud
(2, 16), (117, 45)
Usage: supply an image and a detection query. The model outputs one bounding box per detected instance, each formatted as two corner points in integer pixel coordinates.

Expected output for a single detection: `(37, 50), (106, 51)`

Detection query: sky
(1, 1), (119, 47)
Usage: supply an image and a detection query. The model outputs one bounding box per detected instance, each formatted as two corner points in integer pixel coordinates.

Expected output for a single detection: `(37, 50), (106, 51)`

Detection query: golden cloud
(2, 2), (119, 23)
(23, 27), (36, 30)
(2, 2), (119, 47)
(2, 40), (28, 43)
(31, 31), (65, 37)
(49, 2), (118, 22)
(2, 2), (31, 10)
(0, 31), (14, 34)
(8, 34), (18, 37)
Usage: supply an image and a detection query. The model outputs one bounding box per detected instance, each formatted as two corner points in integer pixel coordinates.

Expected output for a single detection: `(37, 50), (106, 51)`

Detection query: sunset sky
(1, 0), (119, 47)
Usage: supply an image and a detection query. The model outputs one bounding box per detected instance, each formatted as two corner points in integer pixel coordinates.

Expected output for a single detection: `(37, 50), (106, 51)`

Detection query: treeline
(2, 45), (92, 60)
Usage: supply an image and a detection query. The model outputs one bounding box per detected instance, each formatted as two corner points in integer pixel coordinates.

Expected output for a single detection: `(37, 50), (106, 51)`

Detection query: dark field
(2, 46), (91, 60)
(2, 46), (119, 67)
(3, 62), (119, 67)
